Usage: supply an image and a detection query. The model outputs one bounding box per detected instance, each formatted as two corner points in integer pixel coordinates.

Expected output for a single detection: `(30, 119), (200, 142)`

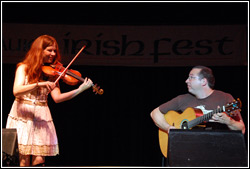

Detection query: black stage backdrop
(1, 1), (249, 167)
(2, 64), (248, 166)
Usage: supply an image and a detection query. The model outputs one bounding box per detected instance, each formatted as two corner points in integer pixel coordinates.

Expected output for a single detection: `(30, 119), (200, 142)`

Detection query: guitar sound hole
(181, 121), (188, 129)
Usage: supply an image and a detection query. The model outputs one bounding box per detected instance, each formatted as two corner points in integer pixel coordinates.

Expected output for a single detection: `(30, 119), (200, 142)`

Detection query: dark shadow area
(2, 2), (248, 25)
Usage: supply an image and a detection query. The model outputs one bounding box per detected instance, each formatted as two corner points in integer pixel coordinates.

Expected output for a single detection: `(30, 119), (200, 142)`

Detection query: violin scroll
(92, 84), (104, 95)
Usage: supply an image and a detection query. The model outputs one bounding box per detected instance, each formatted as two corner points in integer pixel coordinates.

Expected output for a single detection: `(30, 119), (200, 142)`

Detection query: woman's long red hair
(17, 35), (61, 83)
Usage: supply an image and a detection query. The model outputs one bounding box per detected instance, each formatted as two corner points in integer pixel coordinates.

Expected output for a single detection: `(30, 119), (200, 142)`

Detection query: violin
(42, 62), (104, 95)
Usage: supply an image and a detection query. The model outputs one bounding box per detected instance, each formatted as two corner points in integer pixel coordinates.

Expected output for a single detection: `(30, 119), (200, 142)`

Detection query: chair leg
(162, 156), (169, 167)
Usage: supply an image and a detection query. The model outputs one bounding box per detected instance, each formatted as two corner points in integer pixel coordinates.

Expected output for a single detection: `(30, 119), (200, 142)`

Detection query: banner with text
(2, 23), (247, 67)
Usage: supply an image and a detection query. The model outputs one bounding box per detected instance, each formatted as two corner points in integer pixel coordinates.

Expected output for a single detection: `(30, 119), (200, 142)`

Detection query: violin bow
(54, 45), (86, 84)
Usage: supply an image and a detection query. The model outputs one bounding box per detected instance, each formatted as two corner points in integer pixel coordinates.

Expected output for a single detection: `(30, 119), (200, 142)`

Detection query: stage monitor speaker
(2, 128), (19, 166)
(168, 129), (248, 167)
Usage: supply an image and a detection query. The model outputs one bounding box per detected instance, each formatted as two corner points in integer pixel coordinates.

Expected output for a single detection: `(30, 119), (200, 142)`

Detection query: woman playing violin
(5, 35), (93, 166)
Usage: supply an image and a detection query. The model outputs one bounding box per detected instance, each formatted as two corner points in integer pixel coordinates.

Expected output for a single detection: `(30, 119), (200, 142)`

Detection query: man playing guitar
(150, 65), (245, 158)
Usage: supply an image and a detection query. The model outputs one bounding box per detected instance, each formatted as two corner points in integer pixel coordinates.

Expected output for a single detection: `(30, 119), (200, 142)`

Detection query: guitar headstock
(92, 84), (104, 95)
(224, 98), (242, 115)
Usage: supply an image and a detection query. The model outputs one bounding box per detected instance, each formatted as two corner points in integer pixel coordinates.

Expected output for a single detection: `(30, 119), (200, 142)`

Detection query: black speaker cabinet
(2, 128), (19, 166)
(168, 129), (248, 167)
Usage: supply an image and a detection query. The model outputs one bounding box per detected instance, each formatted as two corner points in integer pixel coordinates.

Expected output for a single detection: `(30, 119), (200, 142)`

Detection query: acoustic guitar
(159, 98), (242, 158)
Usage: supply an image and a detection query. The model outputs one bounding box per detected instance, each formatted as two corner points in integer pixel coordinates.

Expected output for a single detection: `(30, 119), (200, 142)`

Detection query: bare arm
(50, 77), (93, 103)
(150, 107), (176, 133)
(13, 64), (37, 96)
(212, 113), (245, 134)
(13, 64), (56, 97)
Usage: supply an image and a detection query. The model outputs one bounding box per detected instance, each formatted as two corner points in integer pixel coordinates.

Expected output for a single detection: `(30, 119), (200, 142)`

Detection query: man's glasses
(187, 76), (199, 80)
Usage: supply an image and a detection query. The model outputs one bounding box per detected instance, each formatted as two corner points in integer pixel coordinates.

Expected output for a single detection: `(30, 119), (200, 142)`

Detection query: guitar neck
(187, 106), (225, 129)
